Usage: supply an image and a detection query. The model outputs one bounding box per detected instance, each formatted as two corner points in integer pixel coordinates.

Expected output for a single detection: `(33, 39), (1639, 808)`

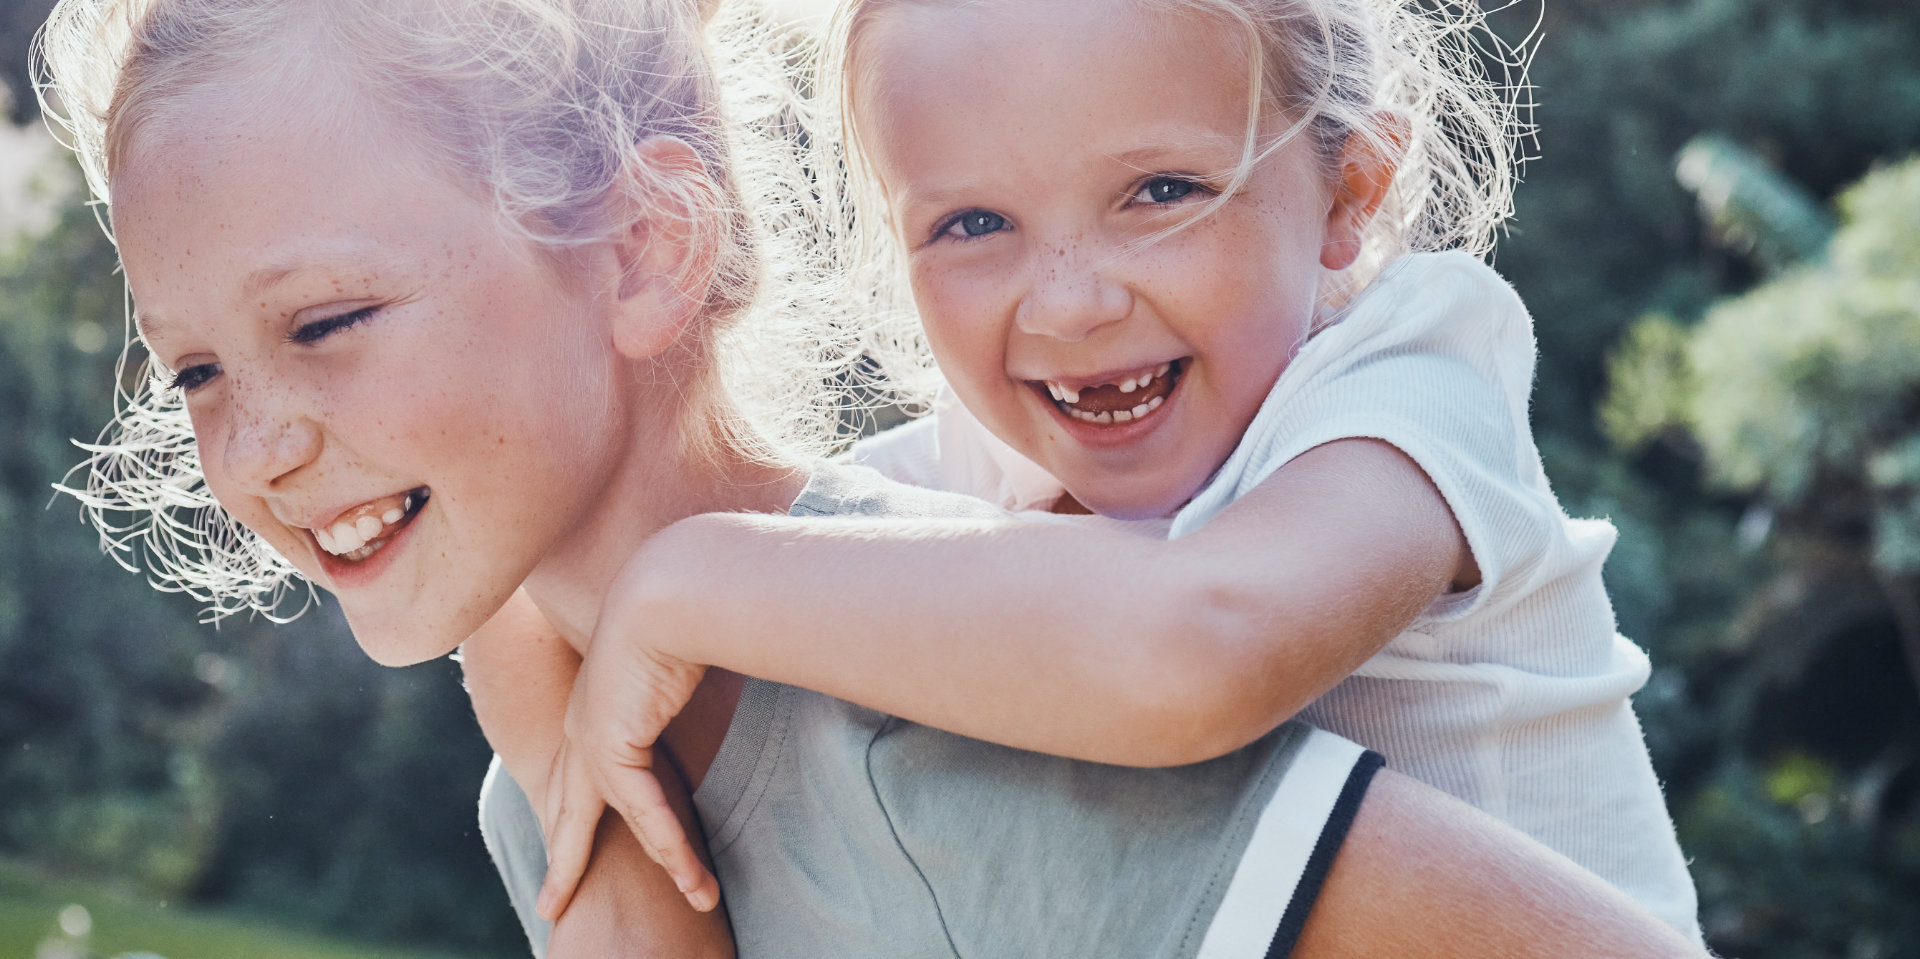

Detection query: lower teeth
(1065, 394), (1166, 424)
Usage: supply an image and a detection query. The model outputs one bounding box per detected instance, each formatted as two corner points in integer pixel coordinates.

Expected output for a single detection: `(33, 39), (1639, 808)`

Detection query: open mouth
(311, 487), (430, 563)
(1036, 359), (1185, 425)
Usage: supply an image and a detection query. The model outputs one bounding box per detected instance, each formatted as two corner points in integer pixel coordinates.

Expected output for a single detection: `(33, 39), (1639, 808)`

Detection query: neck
(519, 397), (806, 652)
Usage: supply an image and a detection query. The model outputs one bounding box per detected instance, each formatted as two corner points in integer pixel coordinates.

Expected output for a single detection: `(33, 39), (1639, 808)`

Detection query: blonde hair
(37, 0), (883, 618)
(822, 0), (1532, 352)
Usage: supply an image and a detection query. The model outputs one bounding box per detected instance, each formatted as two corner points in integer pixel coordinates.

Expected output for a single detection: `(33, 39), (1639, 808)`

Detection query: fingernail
(536, 887), (554, 917)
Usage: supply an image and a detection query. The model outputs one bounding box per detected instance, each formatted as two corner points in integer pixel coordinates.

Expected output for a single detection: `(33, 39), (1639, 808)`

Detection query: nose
(1013, 242), (1134, 343)
(217, 379), (324, 496)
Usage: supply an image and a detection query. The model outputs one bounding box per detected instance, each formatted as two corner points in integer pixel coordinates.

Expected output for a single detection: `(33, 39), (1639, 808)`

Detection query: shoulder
(1340, 252), (1532, 346)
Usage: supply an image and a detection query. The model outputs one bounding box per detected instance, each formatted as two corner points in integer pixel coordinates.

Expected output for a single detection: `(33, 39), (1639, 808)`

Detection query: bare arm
(462, 590), (734, 959)
(1297, 769), (1704, 959)
(622, 438), (1470, 767)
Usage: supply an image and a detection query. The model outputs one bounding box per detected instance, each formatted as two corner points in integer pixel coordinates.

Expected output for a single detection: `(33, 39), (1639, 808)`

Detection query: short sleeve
(1169, 252), (1565, 621)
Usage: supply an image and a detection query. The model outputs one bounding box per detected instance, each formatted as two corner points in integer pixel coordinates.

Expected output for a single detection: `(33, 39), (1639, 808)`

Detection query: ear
(608, 135), (722, 362)
(1320, 110), (1408, 271)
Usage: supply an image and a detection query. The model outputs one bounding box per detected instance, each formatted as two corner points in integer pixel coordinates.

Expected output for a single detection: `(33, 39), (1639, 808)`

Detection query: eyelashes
(170, 362), (220, 393)
(934, 209), (1010, 243)
(1134, 176), (1203, 205)
(925, 174), (1213, 247)
(168, 305), (381, 394)
(285, 305), (378, 346)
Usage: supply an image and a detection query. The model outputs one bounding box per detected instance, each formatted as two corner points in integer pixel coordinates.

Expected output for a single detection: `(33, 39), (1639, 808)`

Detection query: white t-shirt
(852, 251), (1703, 940)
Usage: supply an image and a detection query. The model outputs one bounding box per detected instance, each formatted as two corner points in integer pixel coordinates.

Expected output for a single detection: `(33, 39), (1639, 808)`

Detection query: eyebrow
(242, 263), (318, 299)
(1108, 132), (1245, 170)
(241, 243), (390, 299)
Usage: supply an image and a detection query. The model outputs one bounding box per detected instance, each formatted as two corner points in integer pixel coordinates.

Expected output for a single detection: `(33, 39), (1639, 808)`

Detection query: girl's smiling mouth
(309, 487), (431, 564)
(1033, 359), (1185, 426)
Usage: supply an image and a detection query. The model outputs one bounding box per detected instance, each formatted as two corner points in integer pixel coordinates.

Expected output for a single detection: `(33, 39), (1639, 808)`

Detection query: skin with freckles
(859, 0), (1367, 518)
(116, 102), (614, 667)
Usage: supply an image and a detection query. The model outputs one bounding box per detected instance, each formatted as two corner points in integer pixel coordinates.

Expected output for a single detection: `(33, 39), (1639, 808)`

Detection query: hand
(542, 771), (737, 959)
(535, 635), (716, 919)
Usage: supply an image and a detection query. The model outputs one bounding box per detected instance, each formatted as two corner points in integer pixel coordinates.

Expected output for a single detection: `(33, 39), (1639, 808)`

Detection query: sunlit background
(2, 0), (1918, 956)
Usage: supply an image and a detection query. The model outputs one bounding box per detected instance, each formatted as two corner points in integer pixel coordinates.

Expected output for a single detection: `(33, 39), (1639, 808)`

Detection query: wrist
(613, 514), (738, 663)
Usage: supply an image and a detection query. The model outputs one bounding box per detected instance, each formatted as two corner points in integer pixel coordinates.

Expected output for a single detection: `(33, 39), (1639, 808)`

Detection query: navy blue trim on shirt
(1266, 750), (1387, 958)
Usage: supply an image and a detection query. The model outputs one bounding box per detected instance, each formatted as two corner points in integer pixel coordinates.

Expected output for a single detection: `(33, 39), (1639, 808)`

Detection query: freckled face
(857, 0), (1342, 518)
(113, 101), (627, 666)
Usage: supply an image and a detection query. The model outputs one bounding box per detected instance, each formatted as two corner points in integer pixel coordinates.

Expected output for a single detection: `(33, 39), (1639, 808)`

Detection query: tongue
(1069, 373), (1175, 413)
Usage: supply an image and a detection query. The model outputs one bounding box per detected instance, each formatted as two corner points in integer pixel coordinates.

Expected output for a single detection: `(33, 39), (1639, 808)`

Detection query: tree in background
(1487, 0), (1920, 953)
(1605, 149), (1920, 956)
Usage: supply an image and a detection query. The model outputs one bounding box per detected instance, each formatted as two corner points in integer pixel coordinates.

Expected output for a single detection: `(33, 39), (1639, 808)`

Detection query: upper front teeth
(315, 493), (419, 556)
(1047, 362), (1171, 405)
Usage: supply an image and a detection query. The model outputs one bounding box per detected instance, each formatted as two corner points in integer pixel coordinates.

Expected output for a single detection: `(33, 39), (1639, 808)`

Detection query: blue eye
(1138, 177), (1198, 204)
(170, 362), (221, 393)
(941, 210), (1009, 240)
(288, 305), (377, 345)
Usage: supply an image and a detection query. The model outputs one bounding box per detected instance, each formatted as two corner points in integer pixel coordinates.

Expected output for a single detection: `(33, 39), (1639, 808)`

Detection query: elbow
(1119, 581), (1293, 767)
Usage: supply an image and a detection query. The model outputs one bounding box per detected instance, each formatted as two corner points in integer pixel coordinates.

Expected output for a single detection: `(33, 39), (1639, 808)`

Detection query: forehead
(109, 85), (502, 336)
(854, 1), (1252, 159)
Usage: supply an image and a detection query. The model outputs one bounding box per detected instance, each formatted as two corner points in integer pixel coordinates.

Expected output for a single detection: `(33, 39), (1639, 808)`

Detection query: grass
(0, 860), (492, 959)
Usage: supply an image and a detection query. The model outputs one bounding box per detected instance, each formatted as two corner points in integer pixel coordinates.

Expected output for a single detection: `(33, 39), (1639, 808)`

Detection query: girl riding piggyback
(526, 0), (1698, 942)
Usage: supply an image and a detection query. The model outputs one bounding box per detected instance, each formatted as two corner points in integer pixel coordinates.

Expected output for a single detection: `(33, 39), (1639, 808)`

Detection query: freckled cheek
(914, 271), (1012, 380)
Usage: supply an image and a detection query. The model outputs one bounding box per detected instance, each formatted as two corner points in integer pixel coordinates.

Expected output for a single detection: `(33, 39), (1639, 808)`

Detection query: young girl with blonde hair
(533, 0), (1706, 945)
(37, 0), (1703, 954)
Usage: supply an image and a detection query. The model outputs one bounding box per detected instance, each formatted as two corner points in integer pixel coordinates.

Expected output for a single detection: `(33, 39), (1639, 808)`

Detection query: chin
(1068, 484), (1189, 522)
(346, 614), (466, 668)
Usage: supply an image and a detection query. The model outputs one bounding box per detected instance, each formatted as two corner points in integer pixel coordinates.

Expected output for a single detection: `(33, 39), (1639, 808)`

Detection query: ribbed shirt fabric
(852, 252), (1703, 940)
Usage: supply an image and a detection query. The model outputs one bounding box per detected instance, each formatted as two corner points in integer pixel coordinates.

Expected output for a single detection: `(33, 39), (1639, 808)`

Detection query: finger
(605, 765), (718, 911)
(536, 751), (606, 921)
(684, 866), (722, 914)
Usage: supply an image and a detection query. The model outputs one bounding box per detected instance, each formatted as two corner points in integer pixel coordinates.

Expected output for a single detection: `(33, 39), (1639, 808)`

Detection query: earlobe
(609, 136), (721, 361)
(1320, 111), (1408, 271)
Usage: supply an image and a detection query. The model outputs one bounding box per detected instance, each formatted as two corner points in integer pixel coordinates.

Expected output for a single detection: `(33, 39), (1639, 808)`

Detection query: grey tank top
(481, 462), (1379, 958)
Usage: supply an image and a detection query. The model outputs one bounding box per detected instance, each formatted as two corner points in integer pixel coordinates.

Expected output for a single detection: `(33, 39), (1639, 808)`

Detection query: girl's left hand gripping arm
(462, 590), (728, 956)
(535, 598), (715, 922)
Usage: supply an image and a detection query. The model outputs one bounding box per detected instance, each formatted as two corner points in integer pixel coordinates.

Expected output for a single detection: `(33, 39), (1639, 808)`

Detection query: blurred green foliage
(1599, 151), (1920, 956)
(1610, 157), (1920, 559)
(1495, 0), (1920, 954)
(3, 0), (1920, 957)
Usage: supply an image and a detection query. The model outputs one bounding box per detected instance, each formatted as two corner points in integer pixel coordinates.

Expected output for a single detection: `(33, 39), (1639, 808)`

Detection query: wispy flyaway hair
(36, 0), (887, 618)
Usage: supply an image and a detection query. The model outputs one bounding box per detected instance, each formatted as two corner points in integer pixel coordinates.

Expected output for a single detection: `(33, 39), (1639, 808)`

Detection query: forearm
(464, 591), (733, 958)
(626, 439), (1459, 768)
(631, 513), (1220, 764)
